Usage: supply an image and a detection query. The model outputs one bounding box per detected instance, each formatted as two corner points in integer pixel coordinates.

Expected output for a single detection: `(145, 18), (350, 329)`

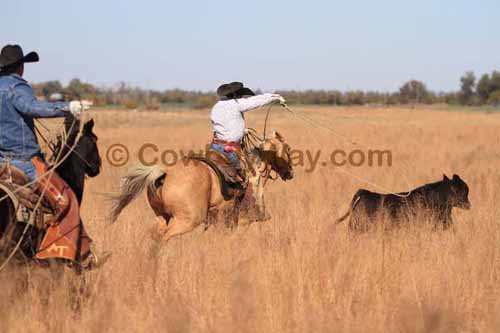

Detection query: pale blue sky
(2, 0), (499, 92)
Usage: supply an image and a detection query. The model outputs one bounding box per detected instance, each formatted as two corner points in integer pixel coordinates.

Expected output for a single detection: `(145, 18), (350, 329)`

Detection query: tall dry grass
(1, 106), (499, 332)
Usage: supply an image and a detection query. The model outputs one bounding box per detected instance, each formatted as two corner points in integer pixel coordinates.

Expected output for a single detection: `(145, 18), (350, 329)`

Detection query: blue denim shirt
(0, 74), (69, 161)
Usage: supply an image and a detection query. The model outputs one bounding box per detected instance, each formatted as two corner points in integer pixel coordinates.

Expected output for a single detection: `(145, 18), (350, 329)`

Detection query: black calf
(336, 174), (471, 231)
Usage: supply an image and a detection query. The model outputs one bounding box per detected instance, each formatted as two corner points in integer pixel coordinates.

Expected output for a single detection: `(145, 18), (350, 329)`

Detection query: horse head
(258, 130), (294, 181)
(56, 116), (101, 203)
(76, 119), (101, 178)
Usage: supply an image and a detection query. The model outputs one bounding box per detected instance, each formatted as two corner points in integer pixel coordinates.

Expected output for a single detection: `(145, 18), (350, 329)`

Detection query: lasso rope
(241, 129), (281, 188)
(278, 103), (413, 198)
(263, 104), (273, 140)
(242, 128), (264, 155)
(282, 104), (358, 146)
(0, 113), (84, 272)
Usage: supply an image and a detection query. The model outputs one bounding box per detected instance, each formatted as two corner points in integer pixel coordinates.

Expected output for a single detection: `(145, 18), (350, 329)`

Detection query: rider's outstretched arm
(235, 93), (283, 113)
(11, 81), (69, 118)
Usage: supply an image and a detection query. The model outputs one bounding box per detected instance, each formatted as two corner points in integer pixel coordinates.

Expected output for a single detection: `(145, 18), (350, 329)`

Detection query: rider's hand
(69, 100), (92, 116)
(278, 96), (287, 106)
(270, 94), (286, 106)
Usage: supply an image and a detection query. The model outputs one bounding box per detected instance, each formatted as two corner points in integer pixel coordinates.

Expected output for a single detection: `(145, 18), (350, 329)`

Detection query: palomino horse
(110, 130), (294, 241)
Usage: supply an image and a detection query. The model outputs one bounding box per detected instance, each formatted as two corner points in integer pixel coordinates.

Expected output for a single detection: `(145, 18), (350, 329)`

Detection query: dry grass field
(1, 106), (499, 332)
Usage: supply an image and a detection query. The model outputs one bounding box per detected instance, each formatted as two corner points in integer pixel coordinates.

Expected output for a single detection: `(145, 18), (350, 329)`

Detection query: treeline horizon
(32, 70), (500, 109)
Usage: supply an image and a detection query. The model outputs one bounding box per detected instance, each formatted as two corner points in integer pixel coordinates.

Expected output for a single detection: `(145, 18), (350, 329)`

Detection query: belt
(212, 137), (241, 148)
(0, 151), (43, 162)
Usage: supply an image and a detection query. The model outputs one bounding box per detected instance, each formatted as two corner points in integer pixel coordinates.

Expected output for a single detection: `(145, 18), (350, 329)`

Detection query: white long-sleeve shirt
(211, 93), (280, 142)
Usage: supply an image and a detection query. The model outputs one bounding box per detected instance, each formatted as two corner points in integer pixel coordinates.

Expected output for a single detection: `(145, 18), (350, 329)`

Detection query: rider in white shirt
(210, 82), (285, 171)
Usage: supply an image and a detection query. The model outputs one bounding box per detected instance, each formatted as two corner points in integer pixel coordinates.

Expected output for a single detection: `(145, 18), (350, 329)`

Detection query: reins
(241, 129), (283, 185)
(35, 120), (58, 155)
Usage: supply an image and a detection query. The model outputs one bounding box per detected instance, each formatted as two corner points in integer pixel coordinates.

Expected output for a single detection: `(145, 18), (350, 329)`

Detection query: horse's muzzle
(460, 200), (471, 210)
(281, 169), (294, 181)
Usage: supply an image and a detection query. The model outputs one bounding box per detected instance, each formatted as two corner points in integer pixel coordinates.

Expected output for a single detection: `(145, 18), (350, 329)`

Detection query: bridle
(60, 140), (95, 169)
(242, 129), (291, 185)
(47, 124), (97, 171)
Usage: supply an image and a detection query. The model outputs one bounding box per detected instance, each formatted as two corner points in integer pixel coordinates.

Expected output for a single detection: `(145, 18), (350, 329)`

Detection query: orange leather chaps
(31, 156), (91, 262)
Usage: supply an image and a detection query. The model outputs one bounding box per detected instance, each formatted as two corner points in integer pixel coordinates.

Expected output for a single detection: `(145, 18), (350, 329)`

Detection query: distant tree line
(32, 70), (500, 109)
(32, 79), (217, 109)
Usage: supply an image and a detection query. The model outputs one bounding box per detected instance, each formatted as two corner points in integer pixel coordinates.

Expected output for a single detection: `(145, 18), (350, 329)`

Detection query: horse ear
(261, 141), (276, 152)
(443, 174), (450, 181)
(272, 130), (284, 140)
(84, 118), (95, 132)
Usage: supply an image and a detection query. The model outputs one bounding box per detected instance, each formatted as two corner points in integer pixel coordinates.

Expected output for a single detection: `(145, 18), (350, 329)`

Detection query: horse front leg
(237, 181), (270, 225)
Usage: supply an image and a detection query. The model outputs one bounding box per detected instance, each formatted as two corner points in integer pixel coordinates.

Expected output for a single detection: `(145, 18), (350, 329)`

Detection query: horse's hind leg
(149, 216), (168, 241)
(155, 215), (171, 234)
(161, 217), (198, 242)
(147, 187), (172, 238)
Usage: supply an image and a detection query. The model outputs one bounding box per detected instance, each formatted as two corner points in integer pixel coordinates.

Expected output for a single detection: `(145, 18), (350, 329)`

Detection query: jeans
(211, 143), (241, 170)
(0, 156), (38, 184)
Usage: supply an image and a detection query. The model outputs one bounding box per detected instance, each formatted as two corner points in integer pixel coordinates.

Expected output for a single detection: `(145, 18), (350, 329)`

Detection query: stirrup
(79, 248), (98, 271)
(79, 248), (111, 272)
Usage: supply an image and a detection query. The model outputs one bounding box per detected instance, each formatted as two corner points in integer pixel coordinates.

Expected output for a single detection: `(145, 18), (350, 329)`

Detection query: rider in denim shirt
(0, 73), (70, 181)
(0, 45), (88, 182)
(0, 44), (92, 264)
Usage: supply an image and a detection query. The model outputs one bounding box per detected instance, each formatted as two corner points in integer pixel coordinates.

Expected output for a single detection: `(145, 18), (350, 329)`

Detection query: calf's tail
(335, 194), (362, 224)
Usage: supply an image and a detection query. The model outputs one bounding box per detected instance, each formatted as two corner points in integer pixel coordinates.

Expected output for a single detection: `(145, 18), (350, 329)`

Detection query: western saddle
(188, 149), (247, 201)
(0, 163), (40, 210)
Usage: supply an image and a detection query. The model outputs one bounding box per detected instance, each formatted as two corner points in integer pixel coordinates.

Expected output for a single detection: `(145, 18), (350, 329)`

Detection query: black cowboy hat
(0, 45), (39, 69)
(216, 81), (255, 98)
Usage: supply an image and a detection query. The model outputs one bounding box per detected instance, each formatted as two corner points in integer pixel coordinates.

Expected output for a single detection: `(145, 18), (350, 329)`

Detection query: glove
(270, 94), (286, 106)
(69, 100), (92, 116)
(273, 95), (287, 106)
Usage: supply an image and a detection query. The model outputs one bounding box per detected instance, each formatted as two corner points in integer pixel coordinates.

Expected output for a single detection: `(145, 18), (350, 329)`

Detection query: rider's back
(0, 74), (68, 160)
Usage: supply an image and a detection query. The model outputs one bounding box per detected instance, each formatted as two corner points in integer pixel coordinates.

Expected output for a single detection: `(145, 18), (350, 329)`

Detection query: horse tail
(335, 192), (362, 224)
(109, 164), (166, 223)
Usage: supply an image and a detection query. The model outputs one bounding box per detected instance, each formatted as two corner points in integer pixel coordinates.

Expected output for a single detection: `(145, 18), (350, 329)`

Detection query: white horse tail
(109, 164), (166, 223)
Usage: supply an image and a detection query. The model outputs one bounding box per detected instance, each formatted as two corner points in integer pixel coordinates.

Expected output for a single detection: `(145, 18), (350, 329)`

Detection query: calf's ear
(452, 174), (460, 181)
(443, 174), (450, 181)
